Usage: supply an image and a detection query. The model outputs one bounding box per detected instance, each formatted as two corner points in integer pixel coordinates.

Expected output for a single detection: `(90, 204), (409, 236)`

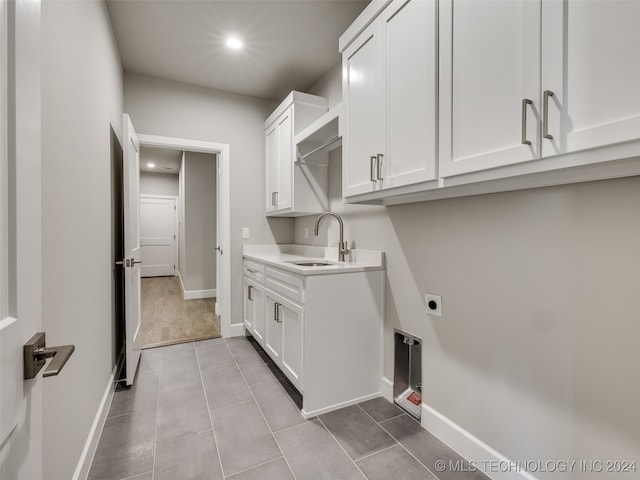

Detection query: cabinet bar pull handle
(274, 302), (282, 323)
(521, 99), (532, 145)
(248, 285), (253, 301)
(376, 154), (384, 180)
(370, 156), (377, 182)
(543, 90), (554, 140)
(271, 191), (278, 206)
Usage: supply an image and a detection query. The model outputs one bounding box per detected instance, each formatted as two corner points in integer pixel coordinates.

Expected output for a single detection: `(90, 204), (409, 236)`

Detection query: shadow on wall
(385, 176), (640, 459)
(266, 217), (296, 245)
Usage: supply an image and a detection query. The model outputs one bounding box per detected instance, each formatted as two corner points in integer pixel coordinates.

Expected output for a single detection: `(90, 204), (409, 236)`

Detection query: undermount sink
(286, 260), (336, 267)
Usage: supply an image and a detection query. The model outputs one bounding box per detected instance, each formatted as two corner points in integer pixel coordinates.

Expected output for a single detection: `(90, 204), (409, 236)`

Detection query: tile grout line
(153, 428), (216, 447)
(357, 404), (441, 480)
(315, 416), (369, 480)
(194, 340), (227, 479)
(353, 443), (399, 463)
(149, 347), (163, 480)
(224, 456), (286, 479)
(120, 472), (153, 480)
(226, 338), (299, 480)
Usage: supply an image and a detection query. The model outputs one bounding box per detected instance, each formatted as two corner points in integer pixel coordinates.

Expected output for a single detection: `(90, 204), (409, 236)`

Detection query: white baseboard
(381, 376), (393, 402)
(421, 402), (537, 480)
(183, 288), (216, 300)
(302, 391), (381, 419)
(72, 363), (119, 480)
(229, 323), (246, 337)
(177, 273), (216, 300)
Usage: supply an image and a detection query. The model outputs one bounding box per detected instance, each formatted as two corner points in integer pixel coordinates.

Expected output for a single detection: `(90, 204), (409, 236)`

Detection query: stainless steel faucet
(314, 212), (350, 262)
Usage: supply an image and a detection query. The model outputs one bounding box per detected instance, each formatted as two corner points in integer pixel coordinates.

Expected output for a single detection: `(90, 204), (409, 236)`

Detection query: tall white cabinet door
(439, 0), (541, 178)
(265, 124), (279, 213)
(342, 21), (384, 196)
(276, 108), (293, 211)
(280, 298), (303, 392)
(379, 0), (437, 189)
(542, 0), (640, 158)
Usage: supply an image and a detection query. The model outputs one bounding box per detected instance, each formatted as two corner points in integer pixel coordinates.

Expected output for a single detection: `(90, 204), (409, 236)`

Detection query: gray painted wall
(124, 72), (292, 326)
(41, 1), (123, 479)
(294, 65), (640, 470)
(140, 171), (179, 197)
(183, 152), (216, 292)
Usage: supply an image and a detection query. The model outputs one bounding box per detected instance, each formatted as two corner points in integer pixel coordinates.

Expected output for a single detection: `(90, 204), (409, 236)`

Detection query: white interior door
(123, 114), (142, 385)
(1, 0), (44, 477)
(140, 196), (176, 277)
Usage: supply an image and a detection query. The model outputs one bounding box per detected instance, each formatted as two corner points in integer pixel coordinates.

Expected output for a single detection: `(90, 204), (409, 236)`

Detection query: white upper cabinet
(440, 0), (640, 179)
(439, 0), (541, 178)
(265, 92), (329, 216)
(342, 21), (383, 197)
(541, 0), (640, 158)
(339, 0), (640, 205)
(381, 0), (437, 189)
(341, 0), (437, 198)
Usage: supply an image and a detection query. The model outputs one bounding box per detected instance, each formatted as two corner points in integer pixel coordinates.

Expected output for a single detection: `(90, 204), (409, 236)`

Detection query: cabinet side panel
(304, 271), (384, 414)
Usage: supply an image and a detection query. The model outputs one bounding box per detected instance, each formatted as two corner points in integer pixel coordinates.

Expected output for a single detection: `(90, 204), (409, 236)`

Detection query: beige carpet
(138, 276), (220, 349)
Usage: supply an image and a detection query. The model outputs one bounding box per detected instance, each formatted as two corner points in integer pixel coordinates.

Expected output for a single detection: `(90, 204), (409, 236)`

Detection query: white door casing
(123, 114), (142, 386)
(1, 0), (44, 478)
(140, 195), (177, 278)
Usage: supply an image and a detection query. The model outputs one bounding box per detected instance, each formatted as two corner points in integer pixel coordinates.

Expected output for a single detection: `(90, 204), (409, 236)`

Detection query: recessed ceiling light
(147, 162), (156, 168)
(225, 37), (243, 50)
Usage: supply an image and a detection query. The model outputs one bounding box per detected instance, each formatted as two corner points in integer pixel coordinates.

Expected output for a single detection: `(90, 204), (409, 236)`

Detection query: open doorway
(137, 147), (219, 348)
(131, 133), (231, 351)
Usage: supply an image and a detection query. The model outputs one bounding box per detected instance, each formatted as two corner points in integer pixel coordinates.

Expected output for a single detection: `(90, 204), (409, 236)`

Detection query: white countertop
(243, 244), (385, 276)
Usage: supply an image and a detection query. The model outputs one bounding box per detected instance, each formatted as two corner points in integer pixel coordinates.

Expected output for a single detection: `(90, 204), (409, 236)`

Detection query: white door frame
(139, 194), (178, 278)
(136, 134), (232, 337)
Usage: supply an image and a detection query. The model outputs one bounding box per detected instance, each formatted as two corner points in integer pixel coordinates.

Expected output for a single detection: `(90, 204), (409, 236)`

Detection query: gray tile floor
(88, 337), (489, 480)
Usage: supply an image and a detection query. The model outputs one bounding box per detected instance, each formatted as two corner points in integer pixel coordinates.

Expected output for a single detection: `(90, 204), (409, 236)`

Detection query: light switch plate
(425, 293), (442, 317)
(242, 227), (250, 239)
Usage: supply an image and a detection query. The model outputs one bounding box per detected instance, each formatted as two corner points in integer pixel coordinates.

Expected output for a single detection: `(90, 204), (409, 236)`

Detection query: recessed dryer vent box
(393, 329), (422, 419)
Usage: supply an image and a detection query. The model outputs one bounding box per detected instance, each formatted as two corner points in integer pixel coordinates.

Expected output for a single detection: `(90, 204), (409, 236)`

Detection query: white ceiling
(106, 0), (368, 101)
(140, 147), (182, 174)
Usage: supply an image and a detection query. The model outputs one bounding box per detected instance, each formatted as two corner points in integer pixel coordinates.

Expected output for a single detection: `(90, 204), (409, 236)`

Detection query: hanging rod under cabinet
(295, 136), (341, 165)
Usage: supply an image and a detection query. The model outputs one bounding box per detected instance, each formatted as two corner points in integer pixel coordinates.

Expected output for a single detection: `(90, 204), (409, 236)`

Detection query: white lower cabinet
(265, 290), (303, 392)
(243, 257), (384, 417)
(243, 278), (265, 346)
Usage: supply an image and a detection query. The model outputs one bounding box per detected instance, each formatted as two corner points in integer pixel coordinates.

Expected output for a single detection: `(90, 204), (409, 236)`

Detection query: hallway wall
(182, 151), (216, 293)
(41, 1), (123, 479)
(140, 171), (179, 196)
(124, 72), (292, 327)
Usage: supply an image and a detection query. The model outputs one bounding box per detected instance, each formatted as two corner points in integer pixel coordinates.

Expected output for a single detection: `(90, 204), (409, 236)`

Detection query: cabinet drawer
(265, 267), (305, 303)
(243, 260), (265, 284)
